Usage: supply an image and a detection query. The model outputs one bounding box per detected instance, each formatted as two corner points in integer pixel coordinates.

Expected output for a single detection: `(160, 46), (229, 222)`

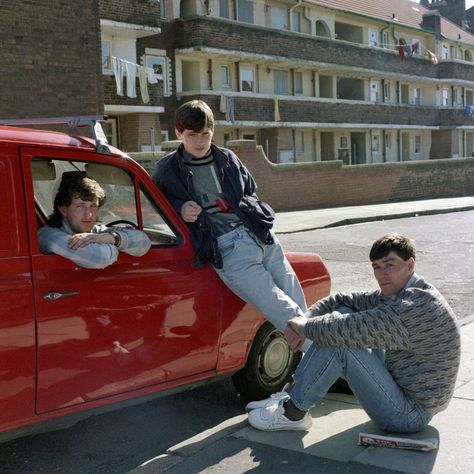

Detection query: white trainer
(245, 391), (289, 412)
(248, 400), (312, 431)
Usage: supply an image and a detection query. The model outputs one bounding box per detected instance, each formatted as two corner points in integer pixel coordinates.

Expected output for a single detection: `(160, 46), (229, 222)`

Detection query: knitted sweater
(304, 274), (461, 414)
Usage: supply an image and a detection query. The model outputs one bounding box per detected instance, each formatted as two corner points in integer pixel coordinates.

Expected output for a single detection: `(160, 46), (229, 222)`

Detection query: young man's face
(176, 127), (214, 158)
(59, 196), (99, 234)
(371, 250), (415, 296)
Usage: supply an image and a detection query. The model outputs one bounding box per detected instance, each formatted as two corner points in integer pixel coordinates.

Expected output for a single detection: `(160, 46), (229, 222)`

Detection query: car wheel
(232, 322), (301, 401)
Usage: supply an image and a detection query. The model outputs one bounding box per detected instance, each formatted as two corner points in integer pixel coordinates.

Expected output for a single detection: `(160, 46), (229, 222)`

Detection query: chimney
(422, 10), (442, 39)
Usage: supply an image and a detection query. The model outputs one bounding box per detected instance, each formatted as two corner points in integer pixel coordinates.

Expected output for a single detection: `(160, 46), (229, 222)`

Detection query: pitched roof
(308, 0), (474, 44)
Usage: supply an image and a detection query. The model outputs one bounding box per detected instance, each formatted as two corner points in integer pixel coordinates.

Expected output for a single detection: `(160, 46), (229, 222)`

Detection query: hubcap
(260, 331), (291, 380)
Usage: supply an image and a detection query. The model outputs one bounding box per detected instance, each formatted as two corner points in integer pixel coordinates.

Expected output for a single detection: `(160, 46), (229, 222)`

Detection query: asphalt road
(1, 211), (472, 473)
(278, 210), (474, 322)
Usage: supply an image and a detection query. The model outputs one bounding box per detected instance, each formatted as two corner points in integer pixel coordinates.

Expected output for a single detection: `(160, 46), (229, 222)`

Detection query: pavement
(134, 197), (474, 474)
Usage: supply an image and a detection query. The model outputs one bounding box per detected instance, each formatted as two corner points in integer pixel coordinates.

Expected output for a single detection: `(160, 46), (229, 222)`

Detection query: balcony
(181, 94), (474, 128)
(167, 17), (474, 80)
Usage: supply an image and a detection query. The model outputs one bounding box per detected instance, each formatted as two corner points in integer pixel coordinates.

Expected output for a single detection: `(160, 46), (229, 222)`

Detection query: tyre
(232, 322), (301, 401)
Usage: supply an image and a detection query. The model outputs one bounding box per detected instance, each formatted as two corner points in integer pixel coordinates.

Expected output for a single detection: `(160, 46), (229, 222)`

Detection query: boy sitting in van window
(38, 171), (151, 269)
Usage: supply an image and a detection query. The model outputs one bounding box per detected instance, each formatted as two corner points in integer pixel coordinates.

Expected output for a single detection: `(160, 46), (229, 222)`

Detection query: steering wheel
(106, 219), (138, 229)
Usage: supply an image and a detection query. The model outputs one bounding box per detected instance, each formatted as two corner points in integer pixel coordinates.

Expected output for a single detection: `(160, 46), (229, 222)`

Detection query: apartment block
(152, 0), (474, 163)
(2, 0), (474, 165)
(99, 0), (164, 153)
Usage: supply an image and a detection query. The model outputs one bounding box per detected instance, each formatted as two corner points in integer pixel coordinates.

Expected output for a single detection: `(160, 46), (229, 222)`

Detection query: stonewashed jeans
(288, 306), (433, 433)
(214, 226), (311, 351)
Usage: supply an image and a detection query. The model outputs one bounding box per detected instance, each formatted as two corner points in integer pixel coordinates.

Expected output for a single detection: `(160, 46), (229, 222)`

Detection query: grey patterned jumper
(304, 274), (461, 414)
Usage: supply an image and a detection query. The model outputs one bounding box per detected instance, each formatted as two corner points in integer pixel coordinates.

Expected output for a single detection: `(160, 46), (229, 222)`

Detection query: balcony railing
(182, 94), (474, 128)
(171, 16), (474, 81)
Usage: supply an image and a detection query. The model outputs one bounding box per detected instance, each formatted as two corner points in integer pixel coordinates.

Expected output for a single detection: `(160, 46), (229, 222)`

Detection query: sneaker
(248, 399), (312, 431)
(245, 391), (289, 412)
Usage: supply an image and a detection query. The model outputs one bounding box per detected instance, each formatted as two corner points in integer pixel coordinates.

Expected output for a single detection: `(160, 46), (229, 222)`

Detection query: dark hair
(174, 100), (214, 133)
(369, 233), (416, 262)
(48, 171), (106, 228)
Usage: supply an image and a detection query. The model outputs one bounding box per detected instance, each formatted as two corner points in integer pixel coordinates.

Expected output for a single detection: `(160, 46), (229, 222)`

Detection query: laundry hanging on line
(111, 56), (158, 104)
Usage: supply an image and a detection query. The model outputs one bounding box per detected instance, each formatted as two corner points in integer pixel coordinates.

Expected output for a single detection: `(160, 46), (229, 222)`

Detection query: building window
(274, 70), (289, 95)
(294, 71), (303, 94)
(414, 87), (421, 106)
(221, 65), (230, 88)
(295, 131), (304, 154)
(384, 82), (391, 101)
(442, 44), (449, 59)
(102, 117), (118, 147)
(240, 67), (254, 92)
(270, 6), (287, 29)
(385, 132), (391, 149)
(442, 88), (449, 106)
(101, 40), (112, 72)
(340, 136), (348, 148)
(237, 0), (253, 23)
(145, 54), (169, 95)
(467, 89), (474, 106)
(450, 45), (456, 59)
(292, 11), (301, 32)
(372, 135), (380, 152)
(243, 133), (255, 140)
(415, 135), (422, 154)
(368, 29), (378, 47)
(382, 31), (389, 49)
(219, 0), (229, 18)
(370, 81), (379, 102)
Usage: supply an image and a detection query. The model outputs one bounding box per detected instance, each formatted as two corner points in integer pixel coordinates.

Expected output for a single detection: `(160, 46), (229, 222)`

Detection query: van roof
(0, 126), (127, 158)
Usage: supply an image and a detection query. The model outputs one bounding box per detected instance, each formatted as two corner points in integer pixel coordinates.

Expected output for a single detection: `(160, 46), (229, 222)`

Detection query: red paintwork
(0, 126), (330, 439)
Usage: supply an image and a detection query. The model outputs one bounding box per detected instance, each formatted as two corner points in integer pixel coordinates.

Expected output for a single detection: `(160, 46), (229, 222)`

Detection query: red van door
(22, 149), (222, 414)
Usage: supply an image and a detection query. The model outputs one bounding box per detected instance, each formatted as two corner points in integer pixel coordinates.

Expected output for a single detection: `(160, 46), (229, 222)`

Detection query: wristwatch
(109, 230), (121, 247)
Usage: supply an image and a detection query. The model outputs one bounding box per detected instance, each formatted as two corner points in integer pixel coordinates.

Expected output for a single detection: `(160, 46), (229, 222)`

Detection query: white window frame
(372, 134), (380, 152)
(442, 88), (449, 106)
(368, 28), (378, 47)
(240, 67), (255, 92)
(101, 40), (112, 73)
(221, 65), (231, 88)
(414, 87), (421, 106)
(270, 6), (287, 30)
(442, 44), (449, 60)
(292, 10), (301, 32)
(145, 50), (170, 96)
(384, 81), (391, 101)
(415, 135), (422, 154)
(295, 131), (304, 154)
(219, 0), (230, 18)
(385, 132), (392, 149)
(294, 71), (303, 95)
(274, 69), (289, 95)
(237, 0), (254, 23)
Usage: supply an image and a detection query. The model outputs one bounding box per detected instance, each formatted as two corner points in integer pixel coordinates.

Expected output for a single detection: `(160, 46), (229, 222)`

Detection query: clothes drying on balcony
(111, 56), (157, 104)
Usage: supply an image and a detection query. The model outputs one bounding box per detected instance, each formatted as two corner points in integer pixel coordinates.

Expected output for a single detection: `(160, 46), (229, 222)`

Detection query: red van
(0, 118), (330, 441)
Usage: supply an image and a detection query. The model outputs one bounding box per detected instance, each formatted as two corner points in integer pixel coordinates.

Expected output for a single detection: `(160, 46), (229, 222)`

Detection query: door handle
(43, 291), (80, 301)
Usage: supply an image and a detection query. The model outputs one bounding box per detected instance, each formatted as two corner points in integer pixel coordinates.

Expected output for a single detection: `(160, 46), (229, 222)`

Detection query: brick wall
(132, 141), (474, 211)
(119, 113), (161, 152)
(0, 0), (102, 119)
(99, 0), (160, 27)
(227, 141), (474, 211)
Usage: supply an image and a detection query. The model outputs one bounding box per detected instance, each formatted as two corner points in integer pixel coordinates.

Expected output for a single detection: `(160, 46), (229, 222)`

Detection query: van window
(31, 158), (179, 246)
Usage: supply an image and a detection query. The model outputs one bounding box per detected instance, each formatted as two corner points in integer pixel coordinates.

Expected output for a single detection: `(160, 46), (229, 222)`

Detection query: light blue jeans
(289, 306), (433, 433)
(215, 226), (311, 351)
